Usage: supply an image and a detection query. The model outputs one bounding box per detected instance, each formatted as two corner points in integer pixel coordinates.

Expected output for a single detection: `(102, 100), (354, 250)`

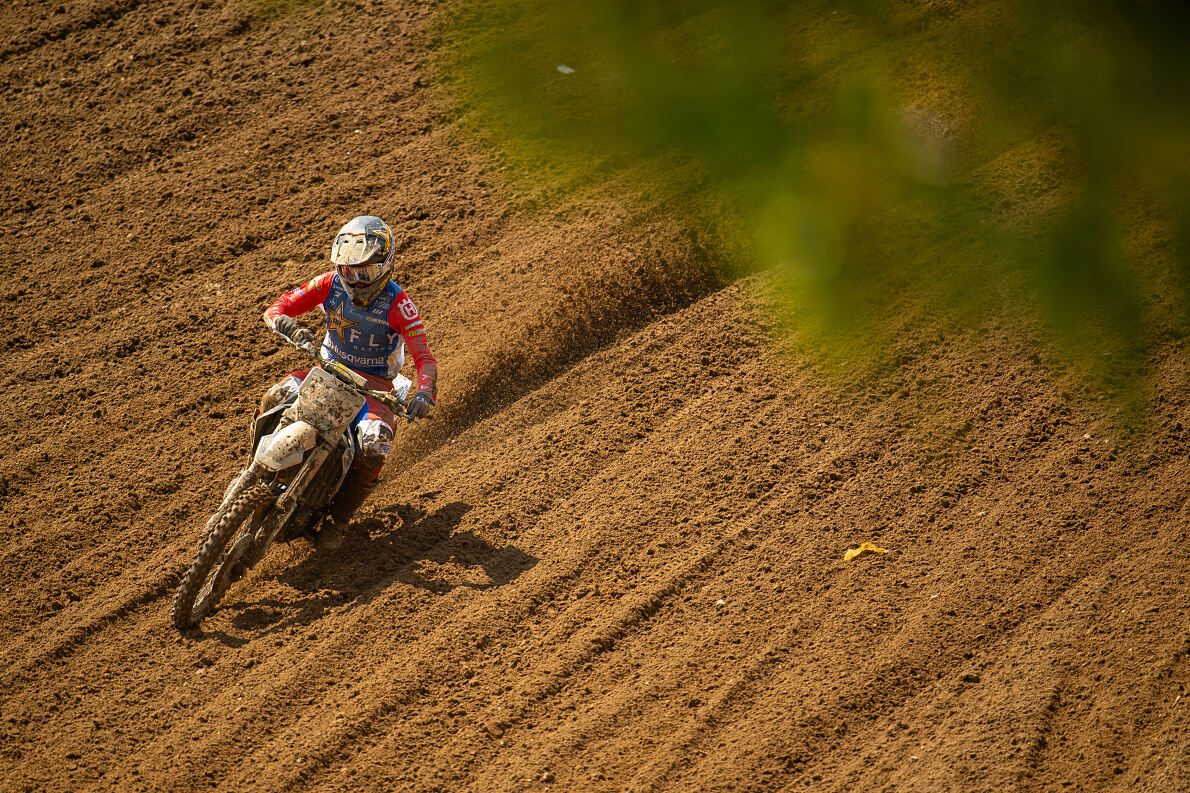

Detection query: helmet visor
(331, 231), (389, 285)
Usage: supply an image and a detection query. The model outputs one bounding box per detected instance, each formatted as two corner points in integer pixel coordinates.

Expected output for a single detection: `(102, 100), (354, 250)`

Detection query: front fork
(245, 444), (332, 566)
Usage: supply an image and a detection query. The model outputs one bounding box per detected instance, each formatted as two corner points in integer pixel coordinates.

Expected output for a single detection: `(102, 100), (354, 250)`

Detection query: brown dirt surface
(2, 1), (1188, 792)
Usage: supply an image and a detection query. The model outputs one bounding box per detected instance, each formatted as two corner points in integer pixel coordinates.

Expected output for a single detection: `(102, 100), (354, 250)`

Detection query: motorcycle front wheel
(172, 483), (273, 629)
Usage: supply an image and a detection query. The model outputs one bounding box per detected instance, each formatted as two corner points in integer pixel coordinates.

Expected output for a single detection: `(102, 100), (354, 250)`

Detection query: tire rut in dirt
(421, 240), (726, 448)
(171, 483), (272, 630)
(0, 0), (146, 63)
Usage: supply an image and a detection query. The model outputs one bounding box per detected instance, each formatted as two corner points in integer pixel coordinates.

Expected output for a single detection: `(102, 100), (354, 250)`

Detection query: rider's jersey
(264, 271), (438, 399)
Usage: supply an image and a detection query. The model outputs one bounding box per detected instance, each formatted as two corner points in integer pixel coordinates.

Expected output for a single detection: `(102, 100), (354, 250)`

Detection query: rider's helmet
(330, 215), (396, 307)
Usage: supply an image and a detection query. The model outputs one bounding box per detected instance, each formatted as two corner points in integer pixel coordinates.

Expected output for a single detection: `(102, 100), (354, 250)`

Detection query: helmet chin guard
(331, 215), (396, 306)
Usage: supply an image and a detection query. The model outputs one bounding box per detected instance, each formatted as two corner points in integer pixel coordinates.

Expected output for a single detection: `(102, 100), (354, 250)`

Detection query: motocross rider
(260, 215), (437, 551)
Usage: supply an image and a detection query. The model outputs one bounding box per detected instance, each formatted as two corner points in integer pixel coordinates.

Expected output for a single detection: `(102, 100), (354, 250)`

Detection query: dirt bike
(172, 331), (416, 629)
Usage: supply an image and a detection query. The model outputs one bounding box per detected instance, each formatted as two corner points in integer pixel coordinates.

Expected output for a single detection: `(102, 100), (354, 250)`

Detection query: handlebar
(283, 330), (414, 420)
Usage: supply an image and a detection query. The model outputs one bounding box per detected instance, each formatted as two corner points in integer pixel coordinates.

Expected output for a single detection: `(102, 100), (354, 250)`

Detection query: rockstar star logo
(325, 302), (358, 345)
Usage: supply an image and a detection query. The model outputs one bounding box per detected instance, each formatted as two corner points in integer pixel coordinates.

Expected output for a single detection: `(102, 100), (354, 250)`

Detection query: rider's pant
(260, 369), (395, 483)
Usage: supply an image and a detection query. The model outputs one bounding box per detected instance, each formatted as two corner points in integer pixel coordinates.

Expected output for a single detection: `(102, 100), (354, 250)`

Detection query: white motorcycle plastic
(172, 334), (415, 629)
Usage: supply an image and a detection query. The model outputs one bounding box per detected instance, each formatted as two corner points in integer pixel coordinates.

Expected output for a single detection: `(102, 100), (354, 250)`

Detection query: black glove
(273, 315), (300, 339)
(406, 390), (434, 421)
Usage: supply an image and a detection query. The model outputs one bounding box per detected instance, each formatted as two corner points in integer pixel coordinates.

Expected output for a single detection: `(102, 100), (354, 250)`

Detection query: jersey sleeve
(387, 290), (438, 401)
(263, 272), (335, 330)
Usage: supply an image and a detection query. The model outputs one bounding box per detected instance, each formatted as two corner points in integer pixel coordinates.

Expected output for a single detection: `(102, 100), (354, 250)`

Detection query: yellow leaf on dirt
(844, 542), (888, 561)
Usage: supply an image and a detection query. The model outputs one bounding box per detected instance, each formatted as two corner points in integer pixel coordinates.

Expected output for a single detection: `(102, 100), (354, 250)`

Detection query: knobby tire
(172, 483), (273, 629)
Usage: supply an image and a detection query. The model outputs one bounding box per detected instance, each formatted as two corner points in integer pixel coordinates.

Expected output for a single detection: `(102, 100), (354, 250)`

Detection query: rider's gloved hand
(407, 390), (434, 421)
(273, 315), (300, 339)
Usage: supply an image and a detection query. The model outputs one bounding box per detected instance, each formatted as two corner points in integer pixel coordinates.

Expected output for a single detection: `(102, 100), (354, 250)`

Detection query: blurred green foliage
(442, 0), (1189, 402)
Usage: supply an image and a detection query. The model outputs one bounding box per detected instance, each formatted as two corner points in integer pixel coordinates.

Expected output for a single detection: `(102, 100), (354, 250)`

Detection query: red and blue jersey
(264, 271), (438, 399)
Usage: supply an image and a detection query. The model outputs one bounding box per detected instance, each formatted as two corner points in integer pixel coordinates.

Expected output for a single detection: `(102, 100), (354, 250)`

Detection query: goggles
(337, 261), (386, 286)
(331, 231), (390, 285)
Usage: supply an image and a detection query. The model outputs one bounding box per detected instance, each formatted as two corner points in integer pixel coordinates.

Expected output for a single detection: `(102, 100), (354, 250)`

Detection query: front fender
(254, 421), (319, 472)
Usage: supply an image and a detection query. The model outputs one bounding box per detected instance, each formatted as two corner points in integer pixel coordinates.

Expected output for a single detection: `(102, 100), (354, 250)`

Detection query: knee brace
(354, 420), (394, 482)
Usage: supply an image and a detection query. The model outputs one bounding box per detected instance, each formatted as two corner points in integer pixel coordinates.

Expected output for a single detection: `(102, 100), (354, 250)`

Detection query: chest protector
(318, 275), (405, 378)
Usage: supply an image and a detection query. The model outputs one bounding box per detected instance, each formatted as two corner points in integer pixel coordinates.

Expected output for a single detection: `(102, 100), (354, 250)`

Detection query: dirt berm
(1, 1), (1187, 791)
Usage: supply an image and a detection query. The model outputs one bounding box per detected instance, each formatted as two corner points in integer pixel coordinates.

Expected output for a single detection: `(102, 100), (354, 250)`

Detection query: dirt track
(2, 1), (1189, 791)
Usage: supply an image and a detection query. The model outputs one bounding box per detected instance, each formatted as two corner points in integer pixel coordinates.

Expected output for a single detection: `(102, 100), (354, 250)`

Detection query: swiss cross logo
(397, 296), (419, 321)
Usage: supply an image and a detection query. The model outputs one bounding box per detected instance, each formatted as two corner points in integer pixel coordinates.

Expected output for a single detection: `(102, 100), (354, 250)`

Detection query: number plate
(295, 367), (367, 434)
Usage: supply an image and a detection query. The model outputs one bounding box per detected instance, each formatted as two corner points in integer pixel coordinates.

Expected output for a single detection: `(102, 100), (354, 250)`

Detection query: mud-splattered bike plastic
(172, 332), (424, 630)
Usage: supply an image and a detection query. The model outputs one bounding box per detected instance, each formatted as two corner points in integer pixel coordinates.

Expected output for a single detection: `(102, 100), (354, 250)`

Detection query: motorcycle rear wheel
(172, 483), (273, 629)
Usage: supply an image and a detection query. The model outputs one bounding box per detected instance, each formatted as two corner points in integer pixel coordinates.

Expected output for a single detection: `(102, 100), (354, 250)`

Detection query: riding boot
(316, 470), (376, 552)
